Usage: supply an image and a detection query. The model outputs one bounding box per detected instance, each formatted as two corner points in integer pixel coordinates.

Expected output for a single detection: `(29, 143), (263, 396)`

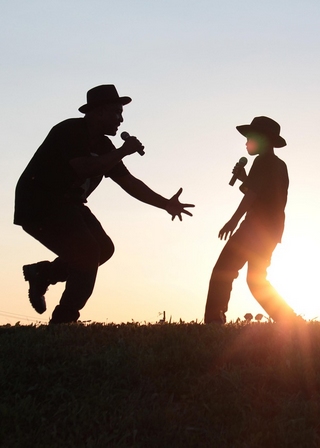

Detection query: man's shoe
(23, 262), (50, 314)
(49, 305), (80, 324)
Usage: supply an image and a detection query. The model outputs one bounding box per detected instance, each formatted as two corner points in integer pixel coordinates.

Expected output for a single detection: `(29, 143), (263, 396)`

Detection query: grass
(1, 320), (320, 447)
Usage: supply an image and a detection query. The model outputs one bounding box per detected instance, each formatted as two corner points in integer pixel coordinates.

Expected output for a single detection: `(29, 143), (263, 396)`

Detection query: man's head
(236, 116), (286, 155)
(79, 85), (131, 136)
(79, 85), (131, 113)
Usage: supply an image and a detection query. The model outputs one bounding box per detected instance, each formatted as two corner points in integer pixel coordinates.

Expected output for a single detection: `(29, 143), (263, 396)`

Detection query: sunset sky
(1, 0), (320, 325)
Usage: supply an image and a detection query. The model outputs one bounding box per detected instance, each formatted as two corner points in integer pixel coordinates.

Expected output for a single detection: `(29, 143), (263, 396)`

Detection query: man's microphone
(121, 131), (145, 156)
(229, 157), (248, 186)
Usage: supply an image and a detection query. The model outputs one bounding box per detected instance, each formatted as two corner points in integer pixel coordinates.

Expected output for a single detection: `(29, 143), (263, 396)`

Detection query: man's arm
(69, 137), (144, 179)
(114, 173), (194, 221)
(218, 189), (257, 240)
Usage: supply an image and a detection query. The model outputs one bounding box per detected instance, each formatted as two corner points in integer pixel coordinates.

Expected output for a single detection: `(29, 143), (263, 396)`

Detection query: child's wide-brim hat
(79, 85), (132, 113)
(236, 116), (286, 148)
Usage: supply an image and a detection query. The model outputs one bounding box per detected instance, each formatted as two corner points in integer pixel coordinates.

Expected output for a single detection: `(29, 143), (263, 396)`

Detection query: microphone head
(239, 157), (248, 167)
(120, 131), (130, 141)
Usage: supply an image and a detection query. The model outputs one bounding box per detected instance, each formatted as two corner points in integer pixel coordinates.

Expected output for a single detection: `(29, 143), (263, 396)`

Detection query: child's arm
(218, 189), (257, 240)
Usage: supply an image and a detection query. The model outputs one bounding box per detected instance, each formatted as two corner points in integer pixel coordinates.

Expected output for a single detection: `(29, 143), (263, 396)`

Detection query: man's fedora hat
(79, 85), (132, 113)
(236, 116), (286, 148)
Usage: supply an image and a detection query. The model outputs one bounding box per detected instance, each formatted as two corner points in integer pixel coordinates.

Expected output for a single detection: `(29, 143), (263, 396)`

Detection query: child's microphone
(229, 157), (248, 186)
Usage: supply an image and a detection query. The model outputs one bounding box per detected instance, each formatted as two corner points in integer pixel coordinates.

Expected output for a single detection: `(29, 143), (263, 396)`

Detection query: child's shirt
(240, 152), (289, 243)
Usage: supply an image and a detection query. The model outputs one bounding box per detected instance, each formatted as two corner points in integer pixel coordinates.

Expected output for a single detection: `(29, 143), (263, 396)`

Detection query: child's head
(245, 133), (271, 155)
(236, 116), (286, 155)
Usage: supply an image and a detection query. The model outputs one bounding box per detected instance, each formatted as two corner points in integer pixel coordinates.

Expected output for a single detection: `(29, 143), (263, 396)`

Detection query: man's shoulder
(44, 118), (89, 149)
(51, 117), (86, 134)
(36, 117), (88, 158)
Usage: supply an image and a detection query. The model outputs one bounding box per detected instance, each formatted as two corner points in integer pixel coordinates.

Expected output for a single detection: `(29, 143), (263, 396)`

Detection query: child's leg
(205, 231), (248, 324)
(246, 250), (296, 321)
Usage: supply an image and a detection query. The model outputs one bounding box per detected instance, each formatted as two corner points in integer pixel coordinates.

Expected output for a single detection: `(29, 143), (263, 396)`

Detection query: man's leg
(50, 206), (115, 323)
(205, 231), (248, 324)
(23, 205), (114, 323)
(22, 258), (68, 314)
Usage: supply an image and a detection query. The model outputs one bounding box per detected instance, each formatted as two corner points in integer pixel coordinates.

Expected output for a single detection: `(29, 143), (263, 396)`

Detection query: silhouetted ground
(1, 320), (319, 447)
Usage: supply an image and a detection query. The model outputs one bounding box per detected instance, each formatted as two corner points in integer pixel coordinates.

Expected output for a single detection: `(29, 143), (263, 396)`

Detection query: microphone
(229, 157), (248, 186)
(120, 131), (145, 156)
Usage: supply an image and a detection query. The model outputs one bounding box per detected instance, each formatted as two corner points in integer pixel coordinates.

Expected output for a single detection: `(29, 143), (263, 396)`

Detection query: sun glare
(267, 233), (319, 321)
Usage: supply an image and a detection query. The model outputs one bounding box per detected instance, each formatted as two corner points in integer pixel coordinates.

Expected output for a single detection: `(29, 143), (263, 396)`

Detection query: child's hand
(232, 163), (247, 183)
(218, 217), (238, 240)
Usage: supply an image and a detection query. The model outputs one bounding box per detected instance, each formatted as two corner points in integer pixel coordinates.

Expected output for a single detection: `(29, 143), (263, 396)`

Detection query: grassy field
(1, 320), (320, 447)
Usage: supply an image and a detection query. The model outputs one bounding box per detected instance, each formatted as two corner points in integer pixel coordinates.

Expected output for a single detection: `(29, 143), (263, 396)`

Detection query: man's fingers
(168, 189), (194, 221)
(173, 187), (183, 198)
(171, 210), (190, 221)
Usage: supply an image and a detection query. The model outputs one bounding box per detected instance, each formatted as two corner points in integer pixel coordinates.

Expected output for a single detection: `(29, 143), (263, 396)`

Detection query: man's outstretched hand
(165, 188), (195, 221)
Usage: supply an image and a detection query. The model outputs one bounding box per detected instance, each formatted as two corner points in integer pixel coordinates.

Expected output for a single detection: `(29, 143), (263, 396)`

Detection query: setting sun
(268, 229), (319, 320)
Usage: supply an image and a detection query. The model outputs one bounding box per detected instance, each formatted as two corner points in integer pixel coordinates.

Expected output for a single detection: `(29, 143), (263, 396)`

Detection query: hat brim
(236, 124), (286, 148)
(78, 96), (132, 114)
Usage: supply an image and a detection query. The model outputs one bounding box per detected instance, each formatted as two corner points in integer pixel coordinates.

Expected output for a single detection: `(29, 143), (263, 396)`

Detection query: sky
(1, 0), (320, 325)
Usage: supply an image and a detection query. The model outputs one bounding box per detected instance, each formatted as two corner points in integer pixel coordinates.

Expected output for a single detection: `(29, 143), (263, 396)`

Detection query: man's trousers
(23, 204), (115, 323)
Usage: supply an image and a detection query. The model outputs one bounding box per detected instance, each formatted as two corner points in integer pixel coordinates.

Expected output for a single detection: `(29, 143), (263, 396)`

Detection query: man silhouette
(205, 116), (298, 324)
(14, 85), (194, 324)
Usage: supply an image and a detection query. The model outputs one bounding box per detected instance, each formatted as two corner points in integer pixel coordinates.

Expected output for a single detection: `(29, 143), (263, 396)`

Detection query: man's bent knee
(99, 239), (115, 265)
